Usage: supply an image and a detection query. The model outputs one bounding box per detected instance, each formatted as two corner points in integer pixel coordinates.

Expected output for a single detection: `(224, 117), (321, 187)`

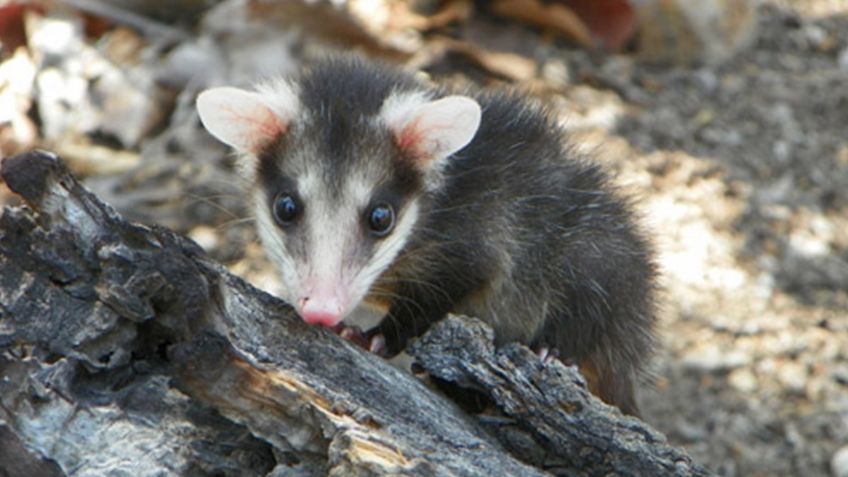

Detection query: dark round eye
(273, 193), (300, 226)
(367, 203), (395, 236)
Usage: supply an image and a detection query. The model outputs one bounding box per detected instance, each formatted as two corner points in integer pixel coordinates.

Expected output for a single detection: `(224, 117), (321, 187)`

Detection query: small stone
(833, 365), (848, 386)
(541, 59), (571, 87)
(776, 361), (808, 393)
(674, 420), (707, 442)
(728, 368), (758, 393)
(831, 446), (848, 477)
(839, 48), (848, 72)
(693, 108), (716, 127)
(772, 140), (792, 164)
(693, 69), (719, 93)
(788, 228), (830, 258)
(682, 343), (751, 372)
(635, 0), (758, 65)
(803, 24), (828, 49)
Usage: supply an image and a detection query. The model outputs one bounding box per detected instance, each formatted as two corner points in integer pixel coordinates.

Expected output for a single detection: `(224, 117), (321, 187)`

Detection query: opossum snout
(296, 284), (349, 328)
(300, 300), (343, 327)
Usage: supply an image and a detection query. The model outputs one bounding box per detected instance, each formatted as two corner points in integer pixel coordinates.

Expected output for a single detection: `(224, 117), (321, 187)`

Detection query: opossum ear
(385, 95), (481, 167)
(196, 86), (293, 153)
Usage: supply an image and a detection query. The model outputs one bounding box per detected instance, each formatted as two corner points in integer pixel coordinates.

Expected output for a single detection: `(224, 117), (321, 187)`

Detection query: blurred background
(0, 1), (846, 475)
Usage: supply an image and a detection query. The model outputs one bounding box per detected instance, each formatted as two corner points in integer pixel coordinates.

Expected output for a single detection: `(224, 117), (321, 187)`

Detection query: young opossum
(196, 57), (657, 415)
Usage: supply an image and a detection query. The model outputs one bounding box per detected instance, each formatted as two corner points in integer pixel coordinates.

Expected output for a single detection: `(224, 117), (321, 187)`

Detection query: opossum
(196, 57), (657, 415)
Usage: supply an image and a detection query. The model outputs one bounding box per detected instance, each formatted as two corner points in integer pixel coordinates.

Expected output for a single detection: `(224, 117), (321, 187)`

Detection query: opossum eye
(273, 193), (300, 226)
(367, 203), (395, 237)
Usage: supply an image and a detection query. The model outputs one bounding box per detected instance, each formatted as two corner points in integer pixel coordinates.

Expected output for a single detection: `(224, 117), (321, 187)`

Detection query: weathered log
(0, 150), (711, 476)
(411, 318), (712, 476)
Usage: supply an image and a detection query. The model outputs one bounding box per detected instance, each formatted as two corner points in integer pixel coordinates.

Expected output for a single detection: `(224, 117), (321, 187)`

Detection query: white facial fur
(252, 163), (420, 319)
(296, 168), (420, 312)
(378, 91), (432, 132)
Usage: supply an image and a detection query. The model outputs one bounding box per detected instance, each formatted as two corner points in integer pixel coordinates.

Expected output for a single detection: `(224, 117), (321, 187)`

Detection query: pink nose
(299, 297), (344, 327)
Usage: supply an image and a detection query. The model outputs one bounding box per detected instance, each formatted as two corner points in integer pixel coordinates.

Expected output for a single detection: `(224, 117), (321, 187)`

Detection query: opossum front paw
(368, 334), (387, 355)
(337, 325), (369, 349)
(337, 325), (388, 356)
(535, 346), (561, 364)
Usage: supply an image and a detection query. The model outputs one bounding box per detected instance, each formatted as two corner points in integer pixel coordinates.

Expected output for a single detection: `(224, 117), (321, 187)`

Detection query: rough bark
(411, 318), (712, 476)
(0, 150), (711, 477)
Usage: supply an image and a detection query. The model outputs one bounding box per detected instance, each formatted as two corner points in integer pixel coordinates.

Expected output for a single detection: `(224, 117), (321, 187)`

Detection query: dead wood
(0, 150), (711, 476)
(411, 318), (713, 476)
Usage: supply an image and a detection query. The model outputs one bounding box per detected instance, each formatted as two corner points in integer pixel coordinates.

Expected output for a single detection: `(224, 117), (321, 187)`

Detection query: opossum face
(197, 81), (480, 327)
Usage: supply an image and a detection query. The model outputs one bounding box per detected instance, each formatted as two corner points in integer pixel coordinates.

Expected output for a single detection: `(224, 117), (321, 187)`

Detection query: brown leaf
(565, 0), (637, 52)
(386, 0), (473, 31)
(417, 36), (538, 82)
(490, 0), (592, 47)
(0, 2), (43, 55)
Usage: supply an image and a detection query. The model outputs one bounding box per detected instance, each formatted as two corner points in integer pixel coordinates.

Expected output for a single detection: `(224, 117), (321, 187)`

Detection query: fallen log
(0, 150), (711, 476)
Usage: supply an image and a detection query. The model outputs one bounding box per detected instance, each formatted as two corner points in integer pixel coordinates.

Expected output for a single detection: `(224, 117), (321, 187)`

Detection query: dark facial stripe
(256, 135), (289, 196)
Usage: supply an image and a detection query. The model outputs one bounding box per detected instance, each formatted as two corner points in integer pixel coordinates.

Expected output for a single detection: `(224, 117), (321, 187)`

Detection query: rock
(802, 24), (829, 50)
(776, 361), (808, 394)
(634, 0), (758, 65)
(693, 68), (719, 93)
(674, 420), (708, 443)
(682, 343), (751, 372)
(831, 446), (848, 477)
(838, 48), (848, 72)
(833, 365), (848, 386)
(728, 368), (758, 393)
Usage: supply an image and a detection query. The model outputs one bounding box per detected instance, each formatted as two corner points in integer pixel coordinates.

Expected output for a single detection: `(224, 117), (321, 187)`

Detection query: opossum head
(196, 64), (480, 327)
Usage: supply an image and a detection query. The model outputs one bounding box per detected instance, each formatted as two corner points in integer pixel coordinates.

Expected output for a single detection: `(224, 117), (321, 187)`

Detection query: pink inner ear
(396, 117), (436, 159)
(397, 118), (422, 152)
(239, 105), (287, 150)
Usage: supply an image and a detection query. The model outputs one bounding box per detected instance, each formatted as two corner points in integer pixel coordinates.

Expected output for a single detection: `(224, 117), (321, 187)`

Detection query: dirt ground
(605, 4), (848, 476)
(2, 1), (847, 475)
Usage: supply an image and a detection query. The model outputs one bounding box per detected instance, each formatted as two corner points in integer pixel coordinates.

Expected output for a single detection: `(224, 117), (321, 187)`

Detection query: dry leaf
(490, 0), (592, 47)
(410, 0), (473, 31)
(26, 10), (165, 148)
(51, 136), (141, 176)
(415, 36), (537, 82)
(347, 0), (472, 51)
(566, 0), (636, 51)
